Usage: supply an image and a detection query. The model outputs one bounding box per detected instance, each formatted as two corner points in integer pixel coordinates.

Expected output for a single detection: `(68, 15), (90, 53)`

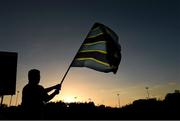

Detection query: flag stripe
(104, 27), (118, 43)
(81, 42), (106, 52)
(87, 26), (103, 38)
(83, 41), (106, 46)
(84, 34), (106, 44)
(91, 26), (101, 32)
(75, 58), (110, 67)
(88, 33), (103, 38)
(72, 59), (113, 73)
(79, 50), (107, 54)
(75, 51), (108, 63)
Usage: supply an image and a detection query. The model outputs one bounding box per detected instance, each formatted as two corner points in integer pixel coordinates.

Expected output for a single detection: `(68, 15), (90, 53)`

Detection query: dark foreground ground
(0, 91), (179, 120)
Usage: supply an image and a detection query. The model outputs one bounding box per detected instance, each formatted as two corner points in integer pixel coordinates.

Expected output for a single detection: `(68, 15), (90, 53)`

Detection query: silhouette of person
(21, 69), (61, 119)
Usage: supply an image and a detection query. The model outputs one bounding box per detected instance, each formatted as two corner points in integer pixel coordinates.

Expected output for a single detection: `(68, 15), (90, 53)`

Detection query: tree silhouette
(0, 90), (179, 119)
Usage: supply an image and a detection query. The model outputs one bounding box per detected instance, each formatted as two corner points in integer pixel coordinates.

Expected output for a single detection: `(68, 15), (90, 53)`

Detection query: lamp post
(15, 91), (19, 106)
(9, 95), (13, 107)
(74, 96), (77, 103)
(145, 87), (150, 99)
(88, 98), (91, 102)
(117, 93), (120, 108)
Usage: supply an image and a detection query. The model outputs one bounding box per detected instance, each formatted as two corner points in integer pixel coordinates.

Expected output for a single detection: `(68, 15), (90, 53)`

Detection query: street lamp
(117, 93), (120, 108)
(145, 87), (150, 99)
(9, 95), (13, 107)
(74, 96), (77, 103)
(15, 91), (19, 106)
(88, 98), (91, 102)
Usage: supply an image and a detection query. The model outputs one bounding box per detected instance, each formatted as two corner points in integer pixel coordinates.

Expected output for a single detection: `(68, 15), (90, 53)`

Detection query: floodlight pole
(9, 95), (13, 107)
(88, 98), (92, 102)
(74, 96), (77, 103)
(117, 93), (120, 108)
(15, 91), (19, 106)
(145, 87), (150, 99)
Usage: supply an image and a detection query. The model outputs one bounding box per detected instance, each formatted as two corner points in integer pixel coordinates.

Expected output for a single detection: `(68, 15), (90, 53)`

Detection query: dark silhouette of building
(0, 90), (179, 119)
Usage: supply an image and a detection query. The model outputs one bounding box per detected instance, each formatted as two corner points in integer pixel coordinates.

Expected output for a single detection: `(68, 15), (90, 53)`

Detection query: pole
(88, 98), (91, 102)
(59, 38), (84, 85)
(59, 65), (72, 85)
(145, 87), (149, 99)
(59, 24), (94, 86)
(15, 91), (19, 106)
(9, 95), (13, 107)
(74, 97), (77, 103)
(117, 93), (120, 108)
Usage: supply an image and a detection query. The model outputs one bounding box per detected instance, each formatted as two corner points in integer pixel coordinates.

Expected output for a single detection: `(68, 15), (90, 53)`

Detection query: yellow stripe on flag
(88, 33), (103, 38)
(75, 58), (110, 67)
(83, 41), (106, 46)
(79, 50), (107, 54)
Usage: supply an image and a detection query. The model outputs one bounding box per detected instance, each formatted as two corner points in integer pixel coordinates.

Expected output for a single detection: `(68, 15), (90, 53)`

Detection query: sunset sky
(0, 0), (179, 107)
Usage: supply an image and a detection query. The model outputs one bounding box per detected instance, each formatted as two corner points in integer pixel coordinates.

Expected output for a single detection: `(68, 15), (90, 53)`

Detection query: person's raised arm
(44, 89), (60, 102)
(45, 84), (61, 93)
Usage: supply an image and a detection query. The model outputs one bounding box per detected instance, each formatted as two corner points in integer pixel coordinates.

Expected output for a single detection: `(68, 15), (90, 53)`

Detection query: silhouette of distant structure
(164, 90), (180, 109)
(15, 91), (19, 106)
(0, 90), (179, 119)
(0, 51), (18, 96)
(117, 93), (120, 108)
(145, 86), (150, 99)
(164, 90), (180, 104)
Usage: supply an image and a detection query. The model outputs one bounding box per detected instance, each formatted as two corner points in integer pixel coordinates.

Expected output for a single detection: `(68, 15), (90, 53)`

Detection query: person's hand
(55, 84), (61, 90)
(54, 89), (60, 95)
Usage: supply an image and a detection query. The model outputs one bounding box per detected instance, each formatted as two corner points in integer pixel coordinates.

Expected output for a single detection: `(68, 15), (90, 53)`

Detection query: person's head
(28, 69), (40, 85)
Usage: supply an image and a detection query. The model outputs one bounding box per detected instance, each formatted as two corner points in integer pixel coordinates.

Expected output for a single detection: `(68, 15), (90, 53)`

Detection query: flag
(71, 23), (121, 74)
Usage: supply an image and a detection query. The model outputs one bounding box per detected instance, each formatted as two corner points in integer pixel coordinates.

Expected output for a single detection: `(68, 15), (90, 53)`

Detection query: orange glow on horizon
(62, 96), (77, 103)
(2, 67), (180, 108)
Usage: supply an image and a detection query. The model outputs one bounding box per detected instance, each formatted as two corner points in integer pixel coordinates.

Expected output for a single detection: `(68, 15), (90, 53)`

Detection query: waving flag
(71, 23), (121, 74)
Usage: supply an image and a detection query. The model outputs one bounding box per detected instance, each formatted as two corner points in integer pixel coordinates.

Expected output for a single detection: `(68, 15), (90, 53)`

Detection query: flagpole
(59, 24), (94, 86)
(59, 43), (83, 85)
(59, 63), (72, 85)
